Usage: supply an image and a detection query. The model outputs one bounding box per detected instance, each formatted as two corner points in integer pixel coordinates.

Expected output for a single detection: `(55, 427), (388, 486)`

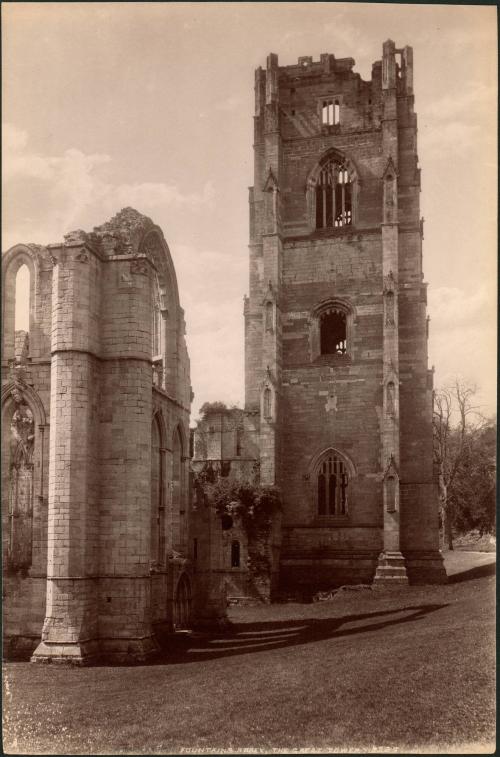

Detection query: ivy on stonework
(193, 463), (281, 538)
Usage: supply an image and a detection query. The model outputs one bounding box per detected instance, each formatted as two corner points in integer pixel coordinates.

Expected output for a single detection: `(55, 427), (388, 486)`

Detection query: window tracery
(316, 451), (349, 517)
(315, 158), (352, 229)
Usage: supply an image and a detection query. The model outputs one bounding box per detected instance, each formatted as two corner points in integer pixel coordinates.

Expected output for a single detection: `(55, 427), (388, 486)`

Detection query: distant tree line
(433, 380), (496, 550)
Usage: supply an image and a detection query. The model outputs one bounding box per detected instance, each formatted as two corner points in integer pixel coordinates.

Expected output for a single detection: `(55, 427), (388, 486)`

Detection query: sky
(3, 2), (497, 419)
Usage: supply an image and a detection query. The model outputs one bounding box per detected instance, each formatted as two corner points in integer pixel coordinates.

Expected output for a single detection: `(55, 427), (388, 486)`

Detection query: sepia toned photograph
(2, 2), (496, 754)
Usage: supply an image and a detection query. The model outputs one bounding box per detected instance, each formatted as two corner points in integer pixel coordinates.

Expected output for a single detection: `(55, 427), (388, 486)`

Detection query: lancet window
(317, 452), (349, 516)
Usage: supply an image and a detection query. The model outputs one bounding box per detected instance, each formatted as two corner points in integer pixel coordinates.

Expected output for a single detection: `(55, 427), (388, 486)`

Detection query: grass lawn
(3, 551), (495, 755)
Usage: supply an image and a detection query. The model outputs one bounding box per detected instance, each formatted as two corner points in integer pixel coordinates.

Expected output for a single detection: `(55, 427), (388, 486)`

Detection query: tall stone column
(375, 40), (408, 583)
(32, 239), (102, 662)
(97, 252), (158, 662)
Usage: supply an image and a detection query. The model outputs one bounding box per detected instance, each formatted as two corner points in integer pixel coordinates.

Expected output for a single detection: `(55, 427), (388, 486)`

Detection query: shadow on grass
(448, 561), (496, 584)
(149, 602), (447, 667)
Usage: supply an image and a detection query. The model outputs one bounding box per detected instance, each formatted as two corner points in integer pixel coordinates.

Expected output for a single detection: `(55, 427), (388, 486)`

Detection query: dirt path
(443, 549), (496, 576)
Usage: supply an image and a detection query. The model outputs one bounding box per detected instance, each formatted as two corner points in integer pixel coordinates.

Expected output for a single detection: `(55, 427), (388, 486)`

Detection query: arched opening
(320, 310), (347, 355)
(334, 100), (340, 125)
(316, 451), (349, 516)
(174, 574), (192, 630)
(152, 275), (164, 389)
(231, 540), (241, 568)
(172, 427), (185, 550)
(2, 248), (37, 362)
(15, 265), (30, 333)
(2, 397), (35, 572)
(10, 262), (31, 361)
(315, 158), (352, 229)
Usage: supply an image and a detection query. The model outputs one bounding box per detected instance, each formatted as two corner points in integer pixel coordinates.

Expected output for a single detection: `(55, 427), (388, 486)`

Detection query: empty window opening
(334, 100), (340, 124)
(15, 264), (30, 333)
(152, 304), (161, 357)
(317, 453), (348, 516)
(231, 540), (241, 568)
(291, 109), (295, 116)
(321, 99), (340, 126)
(315, 159), (352, 229)
(320, 310), (347, 355)
(395, 53), (402, 79)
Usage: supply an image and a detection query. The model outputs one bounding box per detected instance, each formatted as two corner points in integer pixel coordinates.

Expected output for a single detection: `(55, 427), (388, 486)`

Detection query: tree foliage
(433, 380), (496, 549)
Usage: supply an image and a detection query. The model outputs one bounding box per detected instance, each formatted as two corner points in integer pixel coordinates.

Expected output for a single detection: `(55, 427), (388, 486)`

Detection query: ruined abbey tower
(244, 41), (446, 590)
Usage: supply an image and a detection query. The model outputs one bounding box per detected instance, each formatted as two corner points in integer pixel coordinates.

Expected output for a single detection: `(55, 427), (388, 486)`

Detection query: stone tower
(245, 42), (446, 592)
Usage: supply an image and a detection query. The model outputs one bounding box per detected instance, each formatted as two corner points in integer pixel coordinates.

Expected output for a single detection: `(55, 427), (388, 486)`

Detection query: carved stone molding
(130, 258), (149, 276)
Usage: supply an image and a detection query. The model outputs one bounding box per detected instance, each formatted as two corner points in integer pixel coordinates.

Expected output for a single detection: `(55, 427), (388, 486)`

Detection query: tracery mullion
(331, 166), (337, 227)
(322, 168), (327, 228)
(341, 170), (346, 225)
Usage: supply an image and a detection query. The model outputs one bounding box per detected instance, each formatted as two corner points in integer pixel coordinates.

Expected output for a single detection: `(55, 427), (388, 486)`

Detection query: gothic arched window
(2, 248), (36, 363)
(316, 158), (352, 229)
(151, 414), (165, 565)
(152, 275), (164, 388)
(320, 309), (347, 355)
(316, 452), (349, 516)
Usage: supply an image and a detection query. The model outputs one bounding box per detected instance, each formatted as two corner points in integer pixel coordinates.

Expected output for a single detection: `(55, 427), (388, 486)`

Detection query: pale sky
(3, 2), (497, 419)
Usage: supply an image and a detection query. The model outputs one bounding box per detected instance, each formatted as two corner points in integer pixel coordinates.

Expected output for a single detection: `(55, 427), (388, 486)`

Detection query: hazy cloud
(2, 124), (216, 248)
(428, 285), (496, 414)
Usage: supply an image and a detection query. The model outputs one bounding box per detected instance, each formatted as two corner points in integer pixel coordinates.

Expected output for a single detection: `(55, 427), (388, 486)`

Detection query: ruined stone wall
(2, 244), (52, 657)
(2, 208), (193, 662)
(190, 409), (281, 619)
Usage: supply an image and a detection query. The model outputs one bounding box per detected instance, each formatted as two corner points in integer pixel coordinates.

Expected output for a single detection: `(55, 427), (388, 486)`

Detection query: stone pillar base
(98, 636), (160, 664)
(373, 551), (409, 584)
(404, 550), (448, 584)
(31, 639), (100, 665)
(32, 635), (160, 665)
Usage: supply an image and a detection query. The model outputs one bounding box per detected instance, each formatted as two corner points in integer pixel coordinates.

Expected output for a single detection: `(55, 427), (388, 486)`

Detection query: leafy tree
(433, 380), (496, 549)
(448, 422), (496, 537)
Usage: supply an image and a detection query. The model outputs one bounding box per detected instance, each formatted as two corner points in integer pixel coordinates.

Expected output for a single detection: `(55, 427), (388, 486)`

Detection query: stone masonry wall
(246, 44), (446, 591)
(2, 208), (193, 663)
